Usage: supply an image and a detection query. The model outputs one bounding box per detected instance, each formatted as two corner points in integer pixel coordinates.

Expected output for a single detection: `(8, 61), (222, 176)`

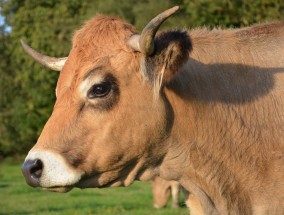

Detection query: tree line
(0, 0), (283, 157)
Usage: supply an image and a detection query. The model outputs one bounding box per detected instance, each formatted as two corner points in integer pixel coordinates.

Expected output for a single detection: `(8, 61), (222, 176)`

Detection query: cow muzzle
(22, 159), (43, 187)
(22, 150), (83, 192)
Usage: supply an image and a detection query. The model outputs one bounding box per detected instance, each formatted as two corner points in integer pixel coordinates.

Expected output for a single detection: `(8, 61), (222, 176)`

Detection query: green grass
(0, 160), (188, 215)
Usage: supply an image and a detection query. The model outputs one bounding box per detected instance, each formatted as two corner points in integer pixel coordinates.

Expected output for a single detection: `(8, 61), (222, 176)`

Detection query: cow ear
(144, 30), (192, 89)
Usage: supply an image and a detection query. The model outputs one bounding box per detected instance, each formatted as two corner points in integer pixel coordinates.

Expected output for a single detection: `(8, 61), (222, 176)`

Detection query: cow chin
(75, 171), (135, 189)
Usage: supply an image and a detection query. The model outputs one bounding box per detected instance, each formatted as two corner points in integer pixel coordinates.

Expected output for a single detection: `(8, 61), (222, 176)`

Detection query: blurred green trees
(0, 0), (90, 156)
(0, 0), (283, 157)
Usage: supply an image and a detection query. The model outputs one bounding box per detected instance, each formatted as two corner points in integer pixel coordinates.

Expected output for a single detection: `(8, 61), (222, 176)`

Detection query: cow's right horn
(128, 6), (179, 55)
(20, 40), (67, 71)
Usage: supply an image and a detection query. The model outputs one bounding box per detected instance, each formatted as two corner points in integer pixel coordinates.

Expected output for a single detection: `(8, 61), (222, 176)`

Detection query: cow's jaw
(23, 150), (83, 192)
(76, 159), (156, 189)
(23, 148), (158, 192)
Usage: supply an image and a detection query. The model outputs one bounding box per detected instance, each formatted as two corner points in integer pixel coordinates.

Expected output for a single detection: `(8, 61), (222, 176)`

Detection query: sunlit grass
(0, 160), (188, 215)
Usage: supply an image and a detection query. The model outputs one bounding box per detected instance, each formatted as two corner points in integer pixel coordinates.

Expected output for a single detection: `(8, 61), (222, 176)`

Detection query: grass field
(0, 159), (188, 215)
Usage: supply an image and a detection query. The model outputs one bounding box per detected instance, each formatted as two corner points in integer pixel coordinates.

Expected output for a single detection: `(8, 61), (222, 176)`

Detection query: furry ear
(142, 30), (192, 91)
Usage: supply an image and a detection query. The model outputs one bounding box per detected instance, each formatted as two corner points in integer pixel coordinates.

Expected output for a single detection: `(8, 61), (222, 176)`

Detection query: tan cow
(152, 177), (204, 213)
(152, 176), (181, 208)
(21, 6), (284, 215)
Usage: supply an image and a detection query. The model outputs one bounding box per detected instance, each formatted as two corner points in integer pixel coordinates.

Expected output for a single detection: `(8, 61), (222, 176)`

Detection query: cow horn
(128, 6), (179, 55)
(20, 40), (67, 71)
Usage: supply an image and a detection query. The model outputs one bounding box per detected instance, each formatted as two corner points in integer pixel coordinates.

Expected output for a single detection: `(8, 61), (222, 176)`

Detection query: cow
(152, 176), (181, 208)
(20, 6), (284, 215)
(152, 176), (204, 212)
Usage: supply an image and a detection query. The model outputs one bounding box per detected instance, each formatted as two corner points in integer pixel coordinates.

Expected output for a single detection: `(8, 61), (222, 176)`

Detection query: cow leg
(171, 182), (180, 208)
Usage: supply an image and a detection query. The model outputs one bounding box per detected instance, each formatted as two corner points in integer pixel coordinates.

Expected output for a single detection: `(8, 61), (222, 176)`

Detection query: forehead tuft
(57, 16), (139, 97)
(73, 15), (137, 54)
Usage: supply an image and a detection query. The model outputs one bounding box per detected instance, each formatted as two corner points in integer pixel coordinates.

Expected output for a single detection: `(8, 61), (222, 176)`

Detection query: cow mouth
(42, 186), (73, 193)
(40, 176), (120, 192)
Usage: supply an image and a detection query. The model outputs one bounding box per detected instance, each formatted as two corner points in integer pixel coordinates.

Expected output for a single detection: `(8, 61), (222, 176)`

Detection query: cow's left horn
(20, 40), (67, 71)
(128, 6), (179, 55)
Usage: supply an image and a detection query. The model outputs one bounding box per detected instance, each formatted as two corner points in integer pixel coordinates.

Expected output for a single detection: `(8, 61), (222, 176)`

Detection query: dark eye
(87, 82), (111, 99)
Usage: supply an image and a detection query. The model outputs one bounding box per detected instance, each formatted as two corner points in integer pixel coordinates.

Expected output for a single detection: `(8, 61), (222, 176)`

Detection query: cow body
(21, 7), (284, 215)
(161, 24), (284, 215)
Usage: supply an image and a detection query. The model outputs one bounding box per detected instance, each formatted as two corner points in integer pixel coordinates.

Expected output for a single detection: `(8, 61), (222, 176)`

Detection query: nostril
(30, 159), (43, 179)
(22, 159), (43, 187)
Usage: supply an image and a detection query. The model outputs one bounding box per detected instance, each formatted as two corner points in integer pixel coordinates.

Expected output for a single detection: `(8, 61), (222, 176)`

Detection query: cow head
(21, 6), (191, 192)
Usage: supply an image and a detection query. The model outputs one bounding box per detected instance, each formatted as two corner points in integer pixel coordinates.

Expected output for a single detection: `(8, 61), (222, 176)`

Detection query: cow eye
(87, 82), (111, 99)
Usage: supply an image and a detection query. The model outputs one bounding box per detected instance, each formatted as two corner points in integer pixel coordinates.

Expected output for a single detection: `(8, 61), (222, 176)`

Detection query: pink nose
(22, 159), (43, 187)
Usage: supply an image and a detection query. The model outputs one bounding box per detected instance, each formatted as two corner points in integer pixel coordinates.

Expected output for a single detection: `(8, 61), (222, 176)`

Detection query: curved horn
(128, 6), (179, 55)
(20, 40), (67, 71)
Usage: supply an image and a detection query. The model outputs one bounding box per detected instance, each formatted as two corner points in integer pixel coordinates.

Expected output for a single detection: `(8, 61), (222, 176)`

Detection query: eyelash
(87, 82), (112, 99)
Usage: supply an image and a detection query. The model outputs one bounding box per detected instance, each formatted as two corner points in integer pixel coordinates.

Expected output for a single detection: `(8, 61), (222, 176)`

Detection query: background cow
(152, 177), (204, 213)
(21, 6), (284, 215)
(151, 176), (181, 208)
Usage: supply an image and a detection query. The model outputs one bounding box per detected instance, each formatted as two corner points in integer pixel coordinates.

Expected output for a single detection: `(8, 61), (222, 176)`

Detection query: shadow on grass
(0, 184), (9, 188)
